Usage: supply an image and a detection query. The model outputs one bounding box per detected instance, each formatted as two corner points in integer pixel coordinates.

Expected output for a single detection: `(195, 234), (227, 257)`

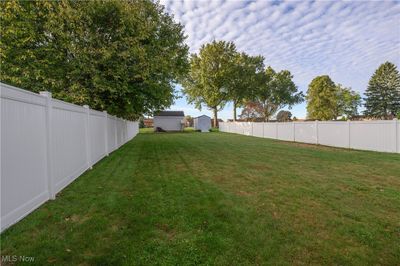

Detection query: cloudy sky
(161, 0), (400, 120)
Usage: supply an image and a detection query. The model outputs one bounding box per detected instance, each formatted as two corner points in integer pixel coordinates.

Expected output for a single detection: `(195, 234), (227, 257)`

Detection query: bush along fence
(1, 82), (139, 232)
(220, 120), (400, 154)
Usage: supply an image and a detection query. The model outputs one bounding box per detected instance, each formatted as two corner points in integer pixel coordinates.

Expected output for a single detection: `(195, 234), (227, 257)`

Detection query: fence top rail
(221, 120), (397, 125)
(1, 82), (46, 98)
(89, 109), (105, 117)
(52, 98), (87, 113)
(1, 82), (137, 122)
(1, 82), (46, 106)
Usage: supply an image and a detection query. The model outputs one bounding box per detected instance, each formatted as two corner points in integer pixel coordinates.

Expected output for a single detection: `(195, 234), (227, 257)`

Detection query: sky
(160, 0), (400, 120)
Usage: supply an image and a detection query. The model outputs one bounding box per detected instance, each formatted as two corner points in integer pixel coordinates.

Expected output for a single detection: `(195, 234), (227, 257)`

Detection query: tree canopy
(253, 66), (303, 121)
(306, 75), (338, 120)
(335, 84), (361, 119)
(0, 0), (189, 119)
(239, 101), (264, 121)
(306, 76), (361, 120)
(364, 62), (400, 119)
(227, 53), (265, 120)
(181, 40), (237, 127)
(276, 110), (292, 122)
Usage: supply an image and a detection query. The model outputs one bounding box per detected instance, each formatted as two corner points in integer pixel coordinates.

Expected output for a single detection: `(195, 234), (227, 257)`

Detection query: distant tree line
(181, 40), (400, 124)
(306, 62), (400, 120)
(181, 40), (303, 126)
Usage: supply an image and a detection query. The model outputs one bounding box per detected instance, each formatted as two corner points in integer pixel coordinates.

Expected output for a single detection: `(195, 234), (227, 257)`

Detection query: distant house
(143, 118), (153, 128)
(194, 115), (211, 132)
(154, 111), (185, 131)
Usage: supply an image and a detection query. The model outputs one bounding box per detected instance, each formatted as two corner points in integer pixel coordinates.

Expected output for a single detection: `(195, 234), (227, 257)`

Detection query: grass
(139, 127), (154, 133)
(139, 127), (200, 134)
(1, 132), (399, 265)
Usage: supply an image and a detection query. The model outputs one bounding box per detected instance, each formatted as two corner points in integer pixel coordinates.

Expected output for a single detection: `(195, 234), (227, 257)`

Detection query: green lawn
(1, 132), (399, 265)
(139, 127), (199, 133)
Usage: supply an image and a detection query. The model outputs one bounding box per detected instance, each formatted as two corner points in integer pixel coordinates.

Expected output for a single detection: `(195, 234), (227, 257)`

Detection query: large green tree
(0, 0), (189, 119)
(307, 77), (361, 120)
(364, 62), (400, 119)
(182, 40), (237, 127)
(254, 66), (303, 121)
(335, 84), (361, 119)
(306, 75), (338, 120)
(228, 53), (264, 121)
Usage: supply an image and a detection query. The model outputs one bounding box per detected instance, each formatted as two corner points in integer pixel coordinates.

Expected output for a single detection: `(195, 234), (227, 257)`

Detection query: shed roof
(154, 111), (184, 117)
(194, 115), (211, 119)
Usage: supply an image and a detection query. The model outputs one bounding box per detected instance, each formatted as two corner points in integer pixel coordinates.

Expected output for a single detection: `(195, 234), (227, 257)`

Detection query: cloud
(160, 0), (400, 119)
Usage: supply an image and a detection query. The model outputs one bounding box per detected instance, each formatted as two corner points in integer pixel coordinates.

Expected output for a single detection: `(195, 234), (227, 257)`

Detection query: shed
(194, 115), (211, 132)
(153, 111), (185, 131)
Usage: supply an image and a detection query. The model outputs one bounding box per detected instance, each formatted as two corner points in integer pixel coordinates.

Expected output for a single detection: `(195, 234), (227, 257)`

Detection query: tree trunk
(233, 102), (237, 121)
(213, 108), (219, 128)
(264, 111), (269, 122)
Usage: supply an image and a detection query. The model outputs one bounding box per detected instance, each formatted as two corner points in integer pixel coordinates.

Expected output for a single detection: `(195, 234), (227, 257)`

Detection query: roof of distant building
(154, 111), (184, 117)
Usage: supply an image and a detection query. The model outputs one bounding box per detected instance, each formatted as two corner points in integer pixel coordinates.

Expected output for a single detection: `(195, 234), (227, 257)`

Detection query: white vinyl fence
(1, 83), (139, 232)
(220, 120), (400, 154)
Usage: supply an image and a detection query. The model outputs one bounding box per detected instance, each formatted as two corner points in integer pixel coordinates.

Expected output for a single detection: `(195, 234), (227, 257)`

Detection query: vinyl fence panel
(1, 82), (139, 232)
(398, 120), (400, 153)
(277, 123), (293, 141)
(263, 123), (276, 139)
(252, 123), (263, 137)
(51, 99), (88, 193)
(318, 121), (349, 148)
(108, 117), (117, 152)
(90, 110), (107, 164)
(294, 122), (317, 144)
(350, 121), (397, 153)
(219, 120), (399, 154)
(1, 86), (49, 232)
(241, 122), (252, 136)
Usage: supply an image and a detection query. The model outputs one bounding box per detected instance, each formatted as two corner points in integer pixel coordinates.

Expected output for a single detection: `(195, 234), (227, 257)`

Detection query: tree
(335, 85), (361, 119)
(239, 101), (264, 121)
(276, 110), (292, 122)
(0, 0), (189, 119)
(228, 53), (264, 121)
(185, 115), (193, 127)
(306, 75), (338, 120)
(182, 40), (237, 127)
(254, 66), (303, 121)
(364, 62), (400, 119)
(139, 117), (145, 128)
(306, 76), (361, 120)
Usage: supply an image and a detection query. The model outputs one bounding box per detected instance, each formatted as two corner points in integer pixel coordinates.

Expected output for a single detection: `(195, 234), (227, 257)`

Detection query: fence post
(83, 105), (92, 169)
(275, 122), (278, 139)
(40, 91), (55, 200)
(262, 122), (265, 138)
(114, 117), (118, 149)
(347, 120), (351, 149)
(315, 120), (319, 144)
(394, 118), (398, 153)
(293, 122), (296, 142)
(125, 120), (128, 142)
(251, 122), (254, 136)
(104, 111), (109, 156)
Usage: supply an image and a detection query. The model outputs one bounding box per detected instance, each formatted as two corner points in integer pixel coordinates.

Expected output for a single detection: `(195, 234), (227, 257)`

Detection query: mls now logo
(1, 255), (35, 263)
